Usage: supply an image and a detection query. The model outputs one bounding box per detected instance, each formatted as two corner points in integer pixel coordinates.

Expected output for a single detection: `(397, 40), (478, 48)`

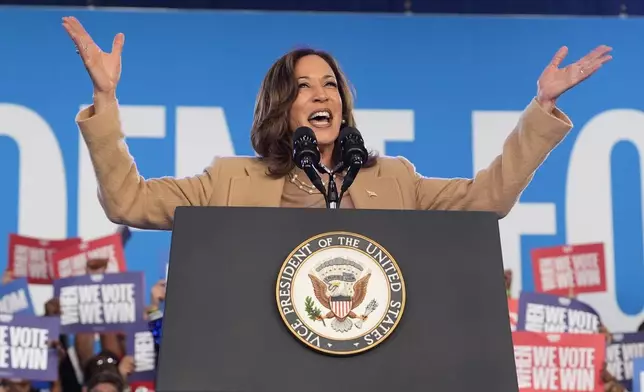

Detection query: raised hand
(62, 16), (124, 95)
(537, 45), (612, 111)
(1, 270), (13, 285)
(118, 355), (135, 378)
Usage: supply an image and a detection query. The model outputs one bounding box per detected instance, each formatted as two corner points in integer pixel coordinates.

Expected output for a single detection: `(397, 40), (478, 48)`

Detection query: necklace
(288, 172), (327, 195)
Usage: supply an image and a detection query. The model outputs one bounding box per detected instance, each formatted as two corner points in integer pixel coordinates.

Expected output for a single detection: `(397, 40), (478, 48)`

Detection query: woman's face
(289, 55), (343, 148)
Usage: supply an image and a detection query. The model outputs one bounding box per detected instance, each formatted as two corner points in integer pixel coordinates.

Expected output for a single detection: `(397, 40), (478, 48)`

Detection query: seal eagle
(308, 272), (371, 332)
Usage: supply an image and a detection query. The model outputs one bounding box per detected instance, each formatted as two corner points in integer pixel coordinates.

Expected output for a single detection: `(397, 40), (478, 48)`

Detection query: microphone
(292, 127), (327, 197)
(338, 127), (368, 195)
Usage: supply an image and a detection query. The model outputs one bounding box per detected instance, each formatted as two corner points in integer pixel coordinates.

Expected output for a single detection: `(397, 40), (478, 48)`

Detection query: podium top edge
(172, 206), (502, 221)
(174, 206), (500, 216)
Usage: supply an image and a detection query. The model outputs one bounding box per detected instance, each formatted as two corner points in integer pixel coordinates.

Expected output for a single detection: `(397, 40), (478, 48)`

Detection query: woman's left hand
(537, 45), (612, 112)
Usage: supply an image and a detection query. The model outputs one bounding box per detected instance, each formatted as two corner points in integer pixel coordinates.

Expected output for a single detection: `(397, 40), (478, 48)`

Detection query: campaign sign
(0, 279), (34, 316)
(512, 332), (605, 392)
(53, 272), (144, 333)
(531, 243), (606, 297)
(125, 323), (156, 382)
(52, 233), (127, 279)
(8, 234), (82, 284)
(0, 314), (59, 381)
(605, 332), (644, 391)
(509, 298), (519, 331)
(516, 292), (600, 334)
(633, 358), (644, 392)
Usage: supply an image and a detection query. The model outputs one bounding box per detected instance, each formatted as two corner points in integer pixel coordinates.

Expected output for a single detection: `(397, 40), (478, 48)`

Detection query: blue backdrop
(0, 6), (642, 331)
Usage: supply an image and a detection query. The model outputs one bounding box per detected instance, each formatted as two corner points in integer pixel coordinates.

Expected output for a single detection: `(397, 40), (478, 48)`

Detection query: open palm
(537, 45), (612, 106)
(62, 16), (124, 93)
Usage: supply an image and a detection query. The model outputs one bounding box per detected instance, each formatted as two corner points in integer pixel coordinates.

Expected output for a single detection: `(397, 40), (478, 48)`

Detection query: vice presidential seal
(276, 232), (406, 355)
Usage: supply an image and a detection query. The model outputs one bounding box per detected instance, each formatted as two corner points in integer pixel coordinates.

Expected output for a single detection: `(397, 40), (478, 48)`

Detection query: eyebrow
(297, 75), (336, 80)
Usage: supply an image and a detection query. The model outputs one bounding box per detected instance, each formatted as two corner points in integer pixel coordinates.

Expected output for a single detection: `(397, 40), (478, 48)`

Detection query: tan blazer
(76, 98), (572, 231)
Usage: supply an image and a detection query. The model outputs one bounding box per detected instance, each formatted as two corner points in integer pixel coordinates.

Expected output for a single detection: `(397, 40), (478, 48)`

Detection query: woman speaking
(61, 16), (611, 231)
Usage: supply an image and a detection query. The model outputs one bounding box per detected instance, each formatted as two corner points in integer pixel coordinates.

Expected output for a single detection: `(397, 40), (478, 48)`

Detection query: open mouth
(308, 109), (333, 128)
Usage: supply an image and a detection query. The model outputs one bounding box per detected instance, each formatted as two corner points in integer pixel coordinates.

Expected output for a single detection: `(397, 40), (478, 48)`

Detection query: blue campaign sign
(0, 278), (35, 316)
(634, 358), (644, 392)
(0, 7), (642, 330)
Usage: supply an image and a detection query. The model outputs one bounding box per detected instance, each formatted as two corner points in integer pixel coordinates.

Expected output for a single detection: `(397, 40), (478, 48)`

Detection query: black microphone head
(339, 126), (368, 167)
(292, 126), (321, 169)
(293, 126), (316, 144)
(338, 126), (358, 142)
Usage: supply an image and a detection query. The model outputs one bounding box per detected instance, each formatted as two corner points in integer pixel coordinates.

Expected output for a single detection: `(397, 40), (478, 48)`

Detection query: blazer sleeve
(76, 101), (219, 230)
(401, 98), (573, 218)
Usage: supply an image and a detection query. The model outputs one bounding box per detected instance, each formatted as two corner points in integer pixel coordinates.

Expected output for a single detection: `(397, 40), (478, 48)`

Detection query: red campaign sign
(531, 243), (606, 296)
(512, 332), (605, 392)
(7, 234), (82, 284)
(52, 233), (127, 278)
(129, 381), (155, 392)
(509, 298), (518, 332)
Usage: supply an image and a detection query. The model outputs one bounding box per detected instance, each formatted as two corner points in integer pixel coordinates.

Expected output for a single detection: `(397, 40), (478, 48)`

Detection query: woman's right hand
(62, 16), (124, 102)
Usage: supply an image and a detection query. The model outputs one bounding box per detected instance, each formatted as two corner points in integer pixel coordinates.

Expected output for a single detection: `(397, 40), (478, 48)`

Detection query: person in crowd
(82, 351), (120, 389)
(0, 256), (135, 392)
(504, 269), (512, 297)
(83, 369), (126, 392)
(0, 379), (36, 392)
(145, 279), (166, 366)
(61, 16), (611, 231)
(81, 350), (133, 389)
(601, 368), (627, 392)
(598, 324), (627, 392)
(76, 258), (123, 386)
(44, 298), (79, 392)
(147, 279), (166, 314)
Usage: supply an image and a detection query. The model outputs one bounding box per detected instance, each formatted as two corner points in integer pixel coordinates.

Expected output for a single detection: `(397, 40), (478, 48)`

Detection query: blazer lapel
(227, 159), (402, 209)
(348, 163), (403, 209)
(229, 162), (285, 207)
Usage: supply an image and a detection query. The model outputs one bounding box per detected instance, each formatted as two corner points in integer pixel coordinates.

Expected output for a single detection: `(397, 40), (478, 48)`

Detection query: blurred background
(0, 0), (643, 391)
(2, 0), (644, 15)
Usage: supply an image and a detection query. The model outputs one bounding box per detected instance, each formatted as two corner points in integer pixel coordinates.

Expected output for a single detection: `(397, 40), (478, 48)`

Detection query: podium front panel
(156, 207), (518, 392)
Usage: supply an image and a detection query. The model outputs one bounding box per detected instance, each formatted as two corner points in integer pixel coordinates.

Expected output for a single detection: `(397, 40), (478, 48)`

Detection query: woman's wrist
(535, 96), (555, 113)
(92, 90), (117, 114)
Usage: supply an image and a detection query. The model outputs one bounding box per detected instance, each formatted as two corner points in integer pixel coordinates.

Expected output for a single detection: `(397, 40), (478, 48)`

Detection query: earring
(342, 119), (346, 124)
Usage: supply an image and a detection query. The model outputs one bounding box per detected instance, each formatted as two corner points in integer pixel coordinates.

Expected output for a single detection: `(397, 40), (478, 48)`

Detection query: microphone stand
(336, 159), (363, 207)
(319, 161), (361, 210)
(318, 162), (345, 209)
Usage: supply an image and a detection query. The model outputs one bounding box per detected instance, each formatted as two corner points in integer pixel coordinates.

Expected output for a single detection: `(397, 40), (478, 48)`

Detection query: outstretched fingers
(578, 45), (613, 70)
(112, 33), (125, 57)
(577, 45), (613, 80)
(62, 17), (96, 64)
(61, 18), (81, 49)
(589, 54), (612, 72)
(579, 60), (607, 80)
(64, 17), (94, 46)
(549, 46), (569, 68)
(582, 45), (613, 63)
